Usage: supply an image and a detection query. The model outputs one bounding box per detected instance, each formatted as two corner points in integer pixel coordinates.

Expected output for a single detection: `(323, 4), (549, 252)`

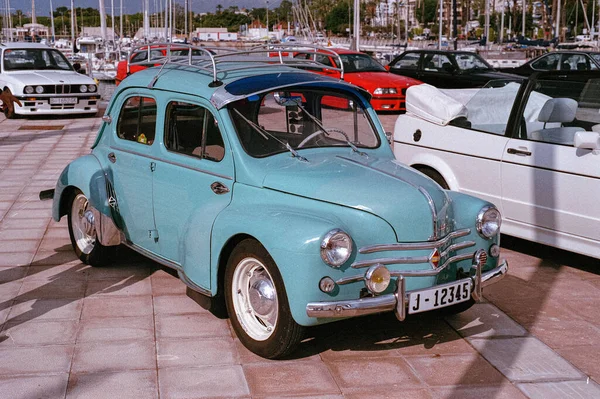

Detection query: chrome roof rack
(126, 43), (346, 88)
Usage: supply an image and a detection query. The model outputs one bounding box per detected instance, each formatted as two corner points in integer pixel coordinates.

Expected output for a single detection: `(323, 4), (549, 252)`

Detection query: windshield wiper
(292, 100), (367, 156)
(232, 109), (308, 162)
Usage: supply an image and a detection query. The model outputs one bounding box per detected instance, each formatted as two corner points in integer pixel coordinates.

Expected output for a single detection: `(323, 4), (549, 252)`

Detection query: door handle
(108, 152), (116, 163)
(507, 148), (531, 156)
(211, 182), (230, 195)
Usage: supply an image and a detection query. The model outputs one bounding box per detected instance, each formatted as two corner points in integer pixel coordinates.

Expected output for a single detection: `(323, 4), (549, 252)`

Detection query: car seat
(530, 98), (584, 145)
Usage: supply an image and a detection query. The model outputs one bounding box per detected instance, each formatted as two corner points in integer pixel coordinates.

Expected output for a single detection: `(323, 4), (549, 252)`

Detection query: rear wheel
(225, 239), (304, 359)
(67, 189), (115, 266)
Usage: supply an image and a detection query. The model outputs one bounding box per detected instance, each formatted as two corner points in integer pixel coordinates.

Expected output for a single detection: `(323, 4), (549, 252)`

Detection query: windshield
(454, 53), (492, 71)
(2, 48), (73, 71)
(338, 54), (387, 73)
(228, 88), (380, 158)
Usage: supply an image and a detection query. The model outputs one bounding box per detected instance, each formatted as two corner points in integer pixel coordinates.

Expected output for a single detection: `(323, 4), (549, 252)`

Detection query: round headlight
(320, 229), (353, 267)
(365, 264), (391, 294)
(79, 85), (88, 93)
(88, 84), (97, 92)
(476, 206), (502, 239)
(35, 85), (44, 94)
(24, 86), (34, 94)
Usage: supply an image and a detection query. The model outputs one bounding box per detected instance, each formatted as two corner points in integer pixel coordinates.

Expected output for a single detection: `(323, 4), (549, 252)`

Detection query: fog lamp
(365, 264), (391, 294)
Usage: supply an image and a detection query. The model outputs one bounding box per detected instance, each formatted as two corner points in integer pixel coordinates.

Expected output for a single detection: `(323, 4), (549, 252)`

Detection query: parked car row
(44, 45), (508, 359)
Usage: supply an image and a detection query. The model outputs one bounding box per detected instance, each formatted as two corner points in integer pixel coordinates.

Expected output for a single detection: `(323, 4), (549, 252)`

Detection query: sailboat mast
(50, 0), (55, 42)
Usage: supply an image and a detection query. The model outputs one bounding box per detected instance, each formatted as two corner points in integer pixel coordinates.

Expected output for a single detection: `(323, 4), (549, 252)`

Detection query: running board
(122, 241), (213, 297)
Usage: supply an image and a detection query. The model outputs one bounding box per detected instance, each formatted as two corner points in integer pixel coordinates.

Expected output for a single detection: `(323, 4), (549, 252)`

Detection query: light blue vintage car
(49, 46), (508, 358)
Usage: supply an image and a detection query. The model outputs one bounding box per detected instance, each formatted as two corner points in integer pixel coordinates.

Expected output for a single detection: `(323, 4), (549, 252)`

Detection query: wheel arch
(409, 156), (459, 191)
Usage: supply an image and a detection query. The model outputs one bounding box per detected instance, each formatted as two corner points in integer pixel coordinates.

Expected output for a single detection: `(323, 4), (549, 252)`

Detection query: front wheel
(67, 189), (115, 266)
(225, 239), (304, 359)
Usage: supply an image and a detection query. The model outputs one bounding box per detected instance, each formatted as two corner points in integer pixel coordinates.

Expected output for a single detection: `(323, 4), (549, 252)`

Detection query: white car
(393, 72), (600, 259)
(0, 42), (99, 117)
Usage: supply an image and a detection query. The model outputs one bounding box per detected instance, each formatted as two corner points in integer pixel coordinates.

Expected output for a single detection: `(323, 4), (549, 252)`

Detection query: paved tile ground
(0, 112), (599, 398)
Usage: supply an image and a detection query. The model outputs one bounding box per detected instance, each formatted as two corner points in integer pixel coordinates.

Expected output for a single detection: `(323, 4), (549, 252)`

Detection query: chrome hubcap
(232, 258), (278, 341)
(71, 194), (96, 255)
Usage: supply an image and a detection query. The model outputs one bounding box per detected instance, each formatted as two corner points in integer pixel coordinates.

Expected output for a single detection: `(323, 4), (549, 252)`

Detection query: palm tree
(216, 4), (223, 14)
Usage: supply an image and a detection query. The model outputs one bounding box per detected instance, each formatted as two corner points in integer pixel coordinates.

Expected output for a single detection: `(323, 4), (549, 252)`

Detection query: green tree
(325, 2), (350, 34)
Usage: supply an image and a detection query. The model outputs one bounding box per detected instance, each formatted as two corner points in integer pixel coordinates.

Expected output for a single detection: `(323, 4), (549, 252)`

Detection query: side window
(116, 96), (157, 145)
(315, 54), (333, 67)
(520, 79), (599, 146)
(531, 54), (560, 70)
(562, 54), (588, 71)
(462, 81), (523, 135)
(391, 53), (420, 69)
(164, 101), (224, 162)
(423, 54), (453, 73)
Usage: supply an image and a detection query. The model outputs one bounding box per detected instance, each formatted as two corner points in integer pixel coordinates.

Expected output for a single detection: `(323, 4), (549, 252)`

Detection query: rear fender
(52, 155), (121, 246)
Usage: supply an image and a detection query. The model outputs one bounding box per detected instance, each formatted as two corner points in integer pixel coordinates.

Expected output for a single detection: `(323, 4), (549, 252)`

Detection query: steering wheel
(297, 128), (350, 148)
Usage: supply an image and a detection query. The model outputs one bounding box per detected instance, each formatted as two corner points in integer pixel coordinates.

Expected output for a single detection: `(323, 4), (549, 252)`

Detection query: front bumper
(15, 95), (100, 115)
(306, 259), (508, 321)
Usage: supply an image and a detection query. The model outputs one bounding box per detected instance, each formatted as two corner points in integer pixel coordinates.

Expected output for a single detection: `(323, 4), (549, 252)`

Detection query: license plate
(408, 279), (471, 314)
(50, 97), (78, 105)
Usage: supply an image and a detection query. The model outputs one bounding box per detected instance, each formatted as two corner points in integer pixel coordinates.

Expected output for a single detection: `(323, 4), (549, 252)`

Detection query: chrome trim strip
(122, 241), (213, 297)
(351, 256), (430, 269)
(338, 252), (474, 285)
(109, 146), (233, 181)
(441, 241), (476, 257)
(351, 241), (475, 269)
(360, 229), (471, 253)
(177, 270), (213, 297)
(419, 186), (438, 240)
(306, 260), (508, 319)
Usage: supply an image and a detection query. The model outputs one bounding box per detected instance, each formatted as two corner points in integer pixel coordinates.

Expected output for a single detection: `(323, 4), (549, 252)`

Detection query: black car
(387, 50), (519, 88)
(496, 51), (600, 76)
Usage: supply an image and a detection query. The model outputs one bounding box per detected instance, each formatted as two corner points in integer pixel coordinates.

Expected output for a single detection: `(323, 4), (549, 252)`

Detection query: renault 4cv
(48, 45), (508, 358)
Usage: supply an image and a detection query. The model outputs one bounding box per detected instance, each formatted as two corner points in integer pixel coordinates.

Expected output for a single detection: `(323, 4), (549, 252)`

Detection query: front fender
(210, 185), (398, 327)
(52, 154), (110, 222)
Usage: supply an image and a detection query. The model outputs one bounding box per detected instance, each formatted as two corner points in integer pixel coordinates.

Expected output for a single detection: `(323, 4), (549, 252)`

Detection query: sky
(17, 0), (282, 18)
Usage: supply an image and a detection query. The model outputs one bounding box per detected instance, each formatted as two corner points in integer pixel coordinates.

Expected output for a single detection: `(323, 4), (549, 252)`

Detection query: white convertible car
(393, 71), (600, 259)
(0, 42), (99, 117)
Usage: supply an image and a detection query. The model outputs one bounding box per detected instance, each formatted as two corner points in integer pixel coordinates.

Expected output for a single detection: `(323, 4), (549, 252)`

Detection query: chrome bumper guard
(306, 259), (508, 321)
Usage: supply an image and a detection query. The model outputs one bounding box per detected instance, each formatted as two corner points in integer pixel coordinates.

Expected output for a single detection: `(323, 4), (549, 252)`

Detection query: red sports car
(294, 49), (422, 112)
(115, 45), (209, 86)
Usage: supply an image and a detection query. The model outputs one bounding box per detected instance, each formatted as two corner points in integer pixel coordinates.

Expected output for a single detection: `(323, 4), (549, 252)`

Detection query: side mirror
(574, 131), (600, 150)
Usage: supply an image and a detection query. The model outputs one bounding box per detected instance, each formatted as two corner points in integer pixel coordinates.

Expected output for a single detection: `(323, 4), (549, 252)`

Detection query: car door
(501, 76), (600, 254)
(107, 94), (158, 248)
(388, 51), (421, 80)
(419, 52), (454, 87)
(151, 97), (234, 289)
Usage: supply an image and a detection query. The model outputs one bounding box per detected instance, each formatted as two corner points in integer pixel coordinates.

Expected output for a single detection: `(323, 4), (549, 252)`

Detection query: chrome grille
(337, 229), (476, 286)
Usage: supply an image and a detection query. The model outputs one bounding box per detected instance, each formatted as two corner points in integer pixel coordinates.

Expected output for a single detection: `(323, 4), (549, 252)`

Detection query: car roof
(0, 42), (52, 50)
(119, 62), (370, 110)
(403, 49), (479, 55)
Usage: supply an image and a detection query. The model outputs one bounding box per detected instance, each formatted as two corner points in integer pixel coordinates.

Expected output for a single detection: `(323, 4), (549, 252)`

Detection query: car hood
(346, 72), (422, 90)
(5, 70), (94, 86)
(262, 153), (453, 242)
